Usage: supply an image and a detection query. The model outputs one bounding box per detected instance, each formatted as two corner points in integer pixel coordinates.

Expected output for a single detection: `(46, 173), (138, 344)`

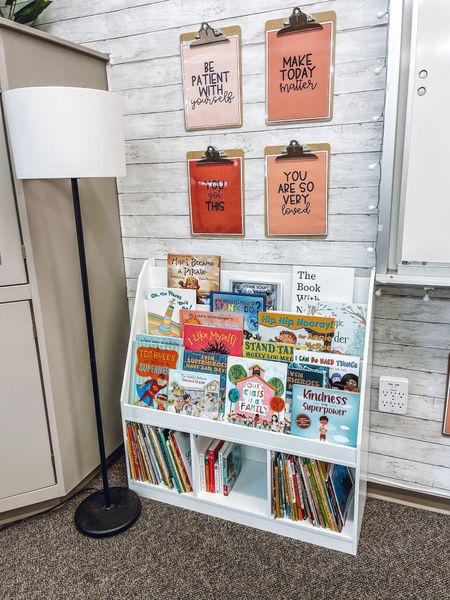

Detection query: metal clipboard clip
(190, 22), (230, 46)
(275, 140), (318, 161)
(277, 7), (323, 36)
(197, 146), (233, 164)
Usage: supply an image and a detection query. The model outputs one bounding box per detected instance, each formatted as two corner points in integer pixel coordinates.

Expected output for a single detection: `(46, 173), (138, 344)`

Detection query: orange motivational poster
(265, 141), (329, 237)
(266, 8), (336, 124)
(187, 147), (244, 236)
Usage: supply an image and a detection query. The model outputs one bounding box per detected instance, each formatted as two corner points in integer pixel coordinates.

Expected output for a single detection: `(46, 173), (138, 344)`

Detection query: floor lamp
(3, 86), (141, 537)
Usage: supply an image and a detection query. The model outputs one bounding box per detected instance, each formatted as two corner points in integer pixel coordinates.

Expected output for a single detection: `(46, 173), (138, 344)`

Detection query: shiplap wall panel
(36, 0), (450, 499)
(119, 187), (379, 216)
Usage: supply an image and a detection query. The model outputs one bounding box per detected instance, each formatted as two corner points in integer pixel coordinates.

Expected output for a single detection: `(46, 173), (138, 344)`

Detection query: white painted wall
(29, 0), (450, 498)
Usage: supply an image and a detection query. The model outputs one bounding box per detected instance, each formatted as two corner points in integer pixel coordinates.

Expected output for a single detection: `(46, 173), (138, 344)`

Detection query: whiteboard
(399, 0), (450, 264)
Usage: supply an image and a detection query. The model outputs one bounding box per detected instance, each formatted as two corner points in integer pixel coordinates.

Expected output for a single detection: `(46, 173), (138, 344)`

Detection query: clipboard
(180, 23), (243, 131)
(265, 7), (336, 124)
(265, 141), (330, 237)
(187, 146), (245, 237)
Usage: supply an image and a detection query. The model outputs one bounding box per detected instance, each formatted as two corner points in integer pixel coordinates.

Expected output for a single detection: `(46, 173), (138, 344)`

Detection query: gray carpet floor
(1, 455), (449, 600)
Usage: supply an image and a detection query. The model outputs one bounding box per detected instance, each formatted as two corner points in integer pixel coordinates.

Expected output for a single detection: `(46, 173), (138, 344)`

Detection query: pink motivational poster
(265, 143), (329, 237)
(180, 26), (242, 131)
(266, 10), (335, 124)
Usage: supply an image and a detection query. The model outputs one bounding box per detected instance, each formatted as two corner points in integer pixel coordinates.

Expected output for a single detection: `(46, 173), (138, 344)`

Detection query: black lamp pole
(71, 178), (141, 537)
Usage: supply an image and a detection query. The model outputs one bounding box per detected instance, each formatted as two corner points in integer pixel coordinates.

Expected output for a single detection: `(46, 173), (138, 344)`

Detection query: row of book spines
(125, 422), (192, 494)
(199, 441), (239, 496)
(272, 453), (343, 533)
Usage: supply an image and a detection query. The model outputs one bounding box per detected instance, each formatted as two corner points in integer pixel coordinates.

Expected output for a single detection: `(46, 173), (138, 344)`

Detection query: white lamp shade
(3, 86), (126, 179)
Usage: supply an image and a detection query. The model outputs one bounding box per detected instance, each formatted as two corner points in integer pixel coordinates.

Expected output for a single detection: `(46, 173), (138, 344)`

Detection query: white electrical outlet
(378, 376), (408, 414)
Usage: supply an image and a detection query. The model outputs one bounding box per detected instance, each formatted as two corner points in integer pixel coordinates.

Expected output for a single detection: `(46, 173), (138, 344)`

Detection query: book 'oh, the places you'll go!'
(145, 287), (196, 338)
(167, 254), (221, 305)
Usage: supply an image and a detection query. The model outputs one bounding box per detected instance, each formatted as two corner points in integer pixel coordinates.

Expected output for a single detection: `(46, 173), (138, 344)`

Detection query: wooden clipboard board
(187, 147), (245, 237)
(264, 141), (330, 238)
(265, 8), (336, 125)
(180, 24), (243, 131)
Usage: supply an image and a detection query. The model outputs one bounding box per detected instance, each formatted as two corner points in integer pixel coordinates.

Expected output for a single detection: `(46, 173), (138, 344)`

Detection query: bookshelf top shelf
(123, 403), (358, 467)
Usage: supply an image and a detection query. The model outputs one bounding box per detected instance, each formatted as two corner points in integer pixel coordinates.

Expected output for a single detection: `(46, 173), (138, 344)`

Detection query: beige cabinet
(0, 111), (26, 286)
(0, 302), (55, 502)
(0, 18), (129, 517)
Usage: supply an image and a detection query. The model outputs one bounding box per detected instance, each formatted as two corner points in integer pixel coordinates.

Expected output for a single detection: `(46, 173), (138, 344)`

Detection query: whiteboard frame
(377, 0), (450, 284)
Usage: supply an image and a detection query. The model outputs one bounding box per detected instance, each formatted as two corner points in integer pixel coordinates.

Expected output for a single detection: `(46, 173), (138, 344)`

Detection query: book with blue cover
(129, 336), (184, 409)
(210, 291), (266, 339)
(291, 384), (360, 447)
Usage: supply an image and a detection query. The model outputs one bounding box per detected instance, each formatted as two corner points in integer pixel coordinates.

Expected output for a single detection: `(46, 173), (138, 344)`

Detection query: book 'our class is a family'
(224, 356), (287, 432)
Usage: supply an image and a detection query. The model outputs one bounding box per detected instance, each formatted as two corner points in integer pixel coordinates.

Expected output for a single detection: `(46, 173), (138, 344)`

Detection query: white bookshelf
(120, 259), (375, 555)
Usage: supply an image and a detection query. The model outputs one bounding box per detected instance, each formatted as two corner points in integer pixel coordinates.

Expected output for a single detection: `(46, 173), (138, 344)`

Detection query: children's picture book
(300, 301), (367, 357)
(224, 356), (288, 432)
(167, 254), (221, 304)
(182, 350), (228, 410)
(293, 350), (361, 392)
(329, 463), (355, 523)
(129, 337), (184, 409)
(291, 266), (355, 311)
(168, 370), (221, 419)
(291, 384), (360, 447)
(258, 311), (335, 352)
(146, 287), (196, 338)
(210, 291), (266, 339)
(222, 443), (242, 496)
(179, 309), (243, 336)
(229, 280), (281, 311)
(184, 323), (243, 356)
(287, 363), (328, 398)
(284, 364), (329, 435)
(242, 339), (298, 363)
(221, 270), (292, 311)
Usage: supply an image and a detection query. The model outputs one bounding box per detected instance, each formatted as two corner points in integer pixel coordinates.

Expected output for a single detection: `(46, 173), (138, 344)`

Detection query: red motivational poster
(266, 10), (336, 124)
(265, 143), (329, 237)
(187, 148), (244, 236)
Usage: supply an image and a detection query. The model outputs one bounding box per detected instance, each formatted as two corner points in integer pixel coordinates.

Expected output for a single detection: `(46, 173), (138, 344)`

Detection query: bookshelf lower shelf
(123, 403), (358, 468)
(128, 478), (355, 554)
(197, 458), (267, 517)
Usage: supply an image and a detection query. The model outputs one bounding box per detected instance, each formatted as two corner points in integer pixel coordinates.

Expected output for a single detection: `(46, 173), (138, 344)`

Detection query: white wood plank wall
(28, 0), (450, 498)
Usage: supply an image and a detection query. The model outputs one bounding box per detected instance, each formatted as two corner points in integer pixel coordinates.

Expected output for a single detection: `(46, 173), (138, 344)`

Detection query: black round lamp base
(75, 487), (141, 538)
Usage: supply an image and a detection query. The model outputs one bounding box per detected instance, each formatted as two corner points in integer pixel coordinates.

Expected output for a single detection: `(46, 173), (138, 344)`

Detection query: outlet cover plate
(379, 376), (408, 414)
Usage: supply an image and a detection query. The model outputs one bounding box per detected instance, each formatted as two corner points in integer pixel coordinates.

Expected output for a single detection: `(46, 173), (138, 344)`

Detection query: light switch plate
(378, 376), (408, 414)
